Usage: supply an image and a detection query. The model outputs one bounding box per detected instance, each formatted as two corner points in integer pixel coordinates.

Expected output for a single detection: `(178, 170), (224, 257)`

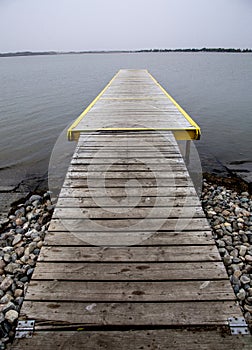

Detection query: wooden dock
(13, 70), (250, 349)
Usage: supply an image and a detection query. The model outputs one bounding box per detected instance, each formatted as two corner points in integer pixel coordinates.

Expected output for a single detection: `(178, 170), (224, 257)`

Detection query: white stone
(5, 309), (18, 324)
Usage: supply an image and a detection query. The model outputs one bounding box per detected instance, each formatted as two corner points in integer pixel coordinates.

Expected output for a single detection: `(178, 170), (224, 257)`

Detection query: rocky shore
(0, 192), (54, 348)
(0, 179), (251, 347)
(201, 181), (252, 330)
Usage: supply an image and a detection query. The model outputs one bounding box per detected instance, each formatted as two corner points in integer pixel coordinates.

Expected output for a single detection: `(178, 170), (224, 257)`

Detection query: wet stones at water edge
(201, 181), (252, 330)
(0, 192), (54, 348)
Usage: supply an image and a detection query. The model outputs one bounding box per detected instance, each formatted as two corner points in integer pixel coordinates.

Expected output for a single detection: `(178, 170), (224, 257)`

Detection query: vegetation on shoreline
(0, 47), (251, 58)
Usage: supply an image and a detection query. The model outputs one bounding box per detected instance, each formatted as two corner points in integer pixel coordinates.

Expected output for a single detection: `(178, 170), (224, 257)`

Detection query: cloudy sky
(0, 0), (252, 52)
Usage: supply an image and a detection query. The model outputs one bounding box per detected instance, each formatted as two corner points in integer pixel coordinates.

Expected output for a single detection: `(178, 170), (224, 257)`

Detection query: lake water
(0, 52), (252, 189)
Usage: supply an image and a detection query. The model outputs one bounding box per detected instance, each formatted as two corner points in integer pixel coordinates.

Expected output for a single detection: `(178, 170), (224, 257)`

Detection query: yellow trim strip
(147, 72), (201, 139)
(100, 97), (168, 100)
(67, 69), (201, 141)
(70, 128), (197, 141)
(67, 71), (120, 141)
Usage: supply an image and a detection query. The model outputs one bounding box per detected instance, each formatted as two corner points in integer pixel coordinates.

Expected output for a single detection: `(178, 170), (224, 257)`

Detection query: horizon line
(0, 47), (252, 56)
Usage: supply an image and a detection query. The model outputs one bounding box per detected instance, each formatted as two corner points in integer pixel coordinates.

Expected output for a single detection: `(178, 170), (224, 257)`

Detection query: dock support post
(185, 140), (191, 165)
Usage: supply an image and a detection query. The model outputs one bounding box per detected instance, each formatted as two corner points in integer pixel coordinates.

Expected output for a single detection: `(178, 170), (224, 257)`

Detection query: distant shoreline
(1, 47), (252, 58)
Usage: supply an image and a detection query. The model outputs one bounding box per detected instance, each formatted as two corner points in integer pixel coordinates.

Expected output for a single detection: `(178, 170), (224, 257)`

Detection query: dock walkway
(13, 70), (250, 349)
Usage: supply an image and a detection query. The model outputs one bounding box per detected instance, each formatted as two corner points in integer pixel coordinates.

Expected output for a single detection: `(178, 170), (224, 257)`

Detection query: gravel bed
(201, 180), (252, 330)
(0, 192), (54, 348)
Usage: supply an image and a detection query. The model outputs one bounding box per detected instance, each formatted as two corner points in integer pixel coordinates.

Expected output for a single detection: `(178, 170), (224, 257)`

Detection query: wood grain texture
(55, 195), (202, 208)
(59, 186), (198, 197)
(19, 301), (240, 326)
(32, 261), (226, 280)
(25, 280), (235, 302)
(52, 206), (205, 220)
(12, 329), (252, 350)
(48, 217), (210, 231)
(44, 230), (214, 246)
(38, 245), (220, 262)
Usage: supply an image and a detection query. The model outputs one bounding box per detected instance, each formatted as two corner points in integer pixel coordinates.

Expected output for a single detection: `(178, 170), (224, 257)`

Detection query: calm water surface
(0, 53), (251, 187)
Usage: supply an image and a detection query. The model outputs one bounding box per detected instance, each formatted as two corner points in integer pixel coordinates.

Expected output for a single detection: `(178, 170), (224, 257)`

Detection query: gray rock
(0, 277), (13, 291)
(245, 254), (252, 263)
(15, 246), (24, 258)
(239, 245), (247, 257)
(15, 296), (24, 306)
(28, 242), (37, 254)
(12, 234), (22, 246)
(241, 192), (249, 197)
(233, 284), (240, 293)
(0, 320), (11, 339)
(3, 254), (11, 263)
(216, 240), (225, 248)
(27, 268), (34, 276)
(4, 262), (20, 274)
(2, 246), (13, 254)
(15, 228), (25, 235)
(2, 301), (16, 313)
(15, 207), (25, 217)
(0, 294), (12, 304)
(230, 249), (239, 258)
(11, 252), (18, 262)
(237, 288), (246, 300)
(244, 304), (252, 313)
(240, 275), (251, 285)
(26, 212), (34, 221)
(223, 255), (232, 266)
(15, 281), (24, 289)
(20, 276), (28, 283)
(0, 260), (6, 270)
(29, 194), (42, 203)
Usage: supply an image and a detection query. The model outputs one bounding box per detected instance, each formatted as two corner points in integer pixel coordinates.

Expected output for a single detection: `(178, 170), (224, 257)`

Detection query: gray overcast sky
(0, 0), (252, 52)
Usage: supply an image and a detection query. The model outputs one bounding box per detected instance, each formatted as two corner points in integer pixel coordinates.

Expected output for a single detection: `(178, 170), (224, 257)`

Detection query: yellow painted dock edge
(67, 71), (120, 141)
(67, 70), (201, 141)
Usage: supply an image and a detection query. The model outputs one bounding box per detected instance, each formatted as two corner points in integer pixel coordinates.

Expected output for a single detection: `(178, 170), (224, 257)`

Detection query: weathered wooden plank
(38, 245), (220, 262)
(12, 329), (252, 350)
(68, 163), (187, 172)
(66, 171), (190, 179)
(48, 217), (210, 232)
(77, 144), (178, 149)
(71, 157), (186, 165)
(77, 120), (191, 129)
(52, 206), (205, 220)
(25, 280), (235, 302)
(19, 300), (240, 326)
(78, 132), (178, 139)
(55, 195), (201, 208)
(59, 186), (197, 197)
(32, 261), (227, 280)
(44, 230), (214, 246)
(63, 178), (192, 188)
(73, 152), (181, 158)
(78, 137), (179, 145)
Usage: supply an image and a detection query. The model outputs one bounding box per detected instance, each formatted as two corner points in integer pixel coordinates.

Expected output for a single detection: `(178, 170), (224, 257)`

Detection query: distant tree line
(137, 48), (252, 53)
(0, 48), (251, 57)
(0, 51), (57, 57)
